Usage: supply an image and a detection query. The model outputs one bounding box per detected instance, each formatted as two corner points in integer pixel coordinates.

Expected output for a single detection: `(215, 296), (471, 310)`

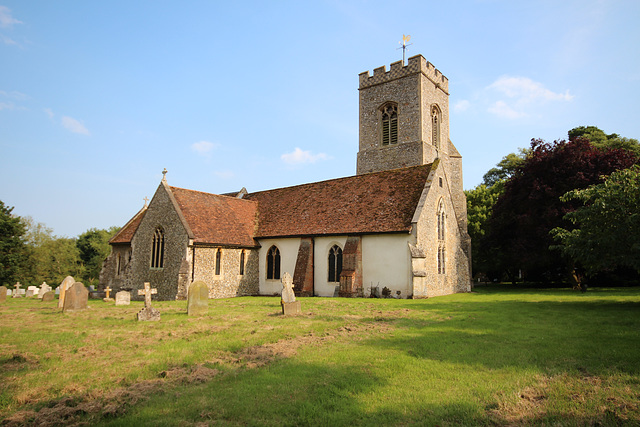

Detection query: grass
(1, 286), (639, 425)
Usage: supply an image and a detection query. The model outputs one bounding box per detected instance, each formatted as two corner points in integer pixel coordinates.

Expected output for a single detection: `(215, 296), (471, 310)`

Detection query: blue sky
(1, 0), (639, 237)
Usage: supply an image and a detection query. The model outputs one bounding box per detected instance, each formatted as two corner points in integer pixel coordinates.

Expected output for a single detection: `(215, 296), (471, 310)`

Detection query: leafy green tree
(481, 148), (529, 188)
(465, 184), (502, 279)
(551, 165), (640, 275)
(0, 201), (27, 286)
(76, 227), (120, 285)
(569, 125), (640, 155)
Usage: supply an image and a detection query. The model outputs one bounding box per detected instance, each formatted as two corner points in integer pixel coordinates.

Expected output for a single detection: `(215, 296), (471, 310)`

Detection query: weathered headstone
(63, 282), (89, 312)
(41, 291), (55, 302)
(57, 276), (75, 308)
(137, 282), (160, 321)
(103, 286), (114, 302)
(12, 282), (22, 298)
(0, 286), (7, 302)
(187, 281), (209, 316)
(39, 282), (52, 299)
(115, 290), (130, 306)
(281, 272), (301, 315)
(26, 286), (38, 297)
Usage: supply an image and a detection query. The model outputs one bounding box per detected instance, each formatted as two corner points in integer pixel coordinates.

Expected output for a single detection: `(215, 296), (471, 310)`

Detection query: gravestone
(6, 289), (11, 296)
(137, 282), (160, 321)
(39, 282), (52, 299)
(26, 286), (38, 297)
(41, 291), (55, 302)
(280, 272), (301, 315)
(187, 281), (209, 316)
(103, 286), (114, 302)
(57, 276), (75, 308)
(12, 282), (22, 298)
(0, 286), (7, 302)
(63, 282), (88, 312)
(115, 290), (130, 306)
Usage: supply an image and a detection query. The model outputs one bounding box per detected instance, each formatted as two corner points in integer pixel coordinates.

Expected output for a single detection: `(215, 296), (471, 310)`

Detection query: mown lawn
(1, 286), (639, 426)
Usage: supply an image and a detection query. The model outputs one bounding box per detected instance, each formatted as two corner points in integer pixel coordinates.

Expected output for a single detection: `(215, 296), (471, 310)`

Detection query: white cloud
(191, 140), (219, 155)
(281, 147), (330, 165)
(61, 116), (90, 135)
(44, 108), (54, 119)
(488, 76), (573, 103)
(0, 6), (22, 28)
(453, 100), (470, 113)
(214, 170), (235, 180)
(488, 101), (526, 119)
(0, 101), (15, 110)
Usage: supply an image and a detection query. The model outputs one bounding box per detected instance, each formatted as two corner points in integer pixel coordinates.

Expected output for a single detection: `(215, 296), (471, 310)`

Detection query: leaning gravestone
(62, 282), (89, 312)
(187, 281), (209, 316)
(39, 282), (52, 299)
(137, 282), (160, 321)
(41, 291), (55, 302)
(0, 286), (7, 303)
(115, 290), (131, 306)
(281, 272), (301, 315)
(58, 276), (75, 308)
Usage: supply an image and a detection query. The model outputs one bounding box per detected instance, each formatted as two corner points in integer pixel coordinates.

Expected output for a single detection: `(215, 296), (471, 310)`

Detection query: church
(99, 55), (472, 300)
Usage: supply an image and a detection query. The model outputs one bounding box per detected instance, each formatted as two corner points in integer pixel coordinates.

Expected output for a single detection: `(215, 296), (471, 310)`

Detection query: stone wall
(192, 246), (259, 298)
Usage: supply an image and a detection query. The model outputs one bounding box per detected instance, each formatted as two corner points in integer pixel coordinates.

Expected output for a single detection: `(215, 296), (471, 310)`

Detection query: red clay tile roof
(109, 206), (148, 244)
(170, 187), (258, 247)
(244, 164), (433, 238)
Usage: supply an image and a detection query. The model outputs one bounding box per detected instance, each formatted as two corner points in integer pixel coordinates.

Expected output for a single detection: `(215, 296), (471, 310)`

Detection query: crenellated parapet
(359, 54), (449, 93)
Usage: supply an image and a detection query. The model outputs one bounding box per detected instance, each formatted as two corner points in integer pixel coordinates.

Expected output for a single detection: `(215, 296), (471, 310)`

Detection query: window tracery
(381, 103), (398, 146)
(328, 245), (343, 282)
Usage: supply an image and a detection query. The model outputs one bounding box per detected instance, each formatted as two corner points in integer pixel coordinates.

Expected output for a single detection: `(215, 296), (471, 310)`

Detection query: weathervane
(398, 34), (412, 65)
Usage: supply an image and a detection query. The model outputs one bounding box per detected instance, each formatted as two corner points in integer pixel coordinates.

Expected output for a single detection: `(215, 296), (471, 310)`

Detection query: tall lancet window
(266, 246), (281, 280)
(328, 245), (343, 282)
(215, 248), (222, 276)
(437, 199), (446, 274)
(151, 227), (165, 269)
(381, 103), (398, 146)
(431, 106), (441, 149)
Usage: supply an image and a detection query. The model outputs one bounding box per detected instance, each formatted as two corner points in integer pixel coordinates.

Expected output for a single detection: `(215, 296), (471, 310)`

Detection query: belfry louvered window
(328, 245), (343, 282)
(266, 246), (281, 280)
(381, 104), (398, 146)
(151, 227), (165, 269)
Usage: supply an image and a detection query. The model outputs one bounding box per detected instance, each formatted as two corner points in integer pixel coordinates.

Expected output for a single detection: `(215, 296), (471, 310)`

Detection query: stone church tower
(357, 54), (467, 232)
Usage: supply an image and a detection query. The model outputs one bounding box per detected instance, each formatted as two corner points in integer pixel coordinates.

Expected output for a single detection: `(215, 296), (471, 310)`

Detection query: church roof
(244, 164), (433, 238)
(170, 187), (258, 247)
(109, 205), (148, 244)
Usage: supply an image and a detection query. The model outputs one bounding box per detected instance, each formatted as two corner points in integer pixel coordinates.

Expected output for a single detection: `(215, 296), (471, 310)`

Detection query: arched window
(328, 245), (343, 282)
(151, 227), (165, 269)
(239, 250), (245, 276)
(437, 199), (446, 241)
(381, 103), (398, 146)
(215, 248), (222, 276)
(431, 105), (441, 148)
(266, 246), (281, 280)
(437, 200), (446, 274)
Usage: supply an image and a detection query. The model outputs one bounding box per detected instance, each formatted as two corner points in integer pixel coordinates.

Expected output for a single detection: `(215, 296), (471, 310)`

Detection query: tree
(551, 165), (640, 275)
(485, 137), (638, 282)
(76, 227), (120, 285)
(465, 184), (502, 279)
(0, 201), (27, 286)
(569, 125), (640, 155)
(481, 148), (529, 188)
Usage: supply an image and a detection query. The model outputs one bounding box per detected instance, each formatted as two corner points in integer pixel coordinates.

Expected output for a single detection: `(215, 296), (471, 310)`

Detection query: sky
(1, 0), (639, 238)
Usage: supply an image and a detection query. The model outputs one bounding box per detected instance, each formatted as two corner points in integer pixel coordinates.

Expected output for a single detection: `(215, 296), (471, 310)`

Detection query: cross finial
(143, 196), (149, 207)
(162, 168), (168, 182)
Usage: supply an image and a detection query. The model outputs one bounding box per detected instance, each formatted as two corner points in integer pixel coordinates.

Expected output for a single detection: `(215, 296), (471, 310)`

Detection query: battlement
(359, 54), (448, 93)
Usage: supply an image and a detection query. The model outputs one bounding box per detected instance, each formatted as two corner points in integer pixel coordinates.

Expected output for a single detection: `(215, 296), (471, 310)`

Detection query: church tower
(357, 54), (451, 175)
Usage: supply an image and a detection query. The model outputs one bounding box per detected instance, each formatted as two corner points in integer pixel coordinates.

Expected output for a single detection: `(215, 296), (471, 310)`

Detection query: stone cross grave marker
(58, 276), (75, 308)
(137, 282), (160, 321)
(103, 286), (114, 302)
(281, 272), (301, 315)
(63, 282), (88, 312)
(187, 281), (209, 316)
(39, 282), (52, 299)
(12, 282), (22, 298)
(0, 286), (7, 303)
(115, 290), (130, 306)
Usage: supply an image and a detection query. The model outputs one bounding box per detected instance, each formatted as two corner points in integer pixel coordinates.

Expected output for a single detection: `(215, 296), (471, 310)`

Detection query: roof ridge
(170, 186), (256, 203)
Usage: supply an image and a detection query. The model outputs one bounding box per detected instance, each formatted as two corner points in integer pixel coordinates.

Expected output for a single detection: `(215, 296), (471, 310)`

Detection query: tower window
(381, 104), (398, 146)
(431, 106), (441, 148)
(151, 227), (165, 269)
(266, 246), (281, 280)
(328, 245), (343, 282)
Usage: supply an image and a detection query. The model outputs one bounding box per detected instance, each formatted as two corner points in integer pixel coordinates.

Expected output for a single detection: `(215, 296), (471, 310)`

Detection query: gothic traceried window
(239, 250), (245, 276)
(266, 246), (281, 280)
(437, 200), (446, 274)
(215, 248), (222, 276)
(431, 106), (441, 149)
(328, 245), (343, 282)
(151, 227), (165, 269)
(381, 103), (398, 146)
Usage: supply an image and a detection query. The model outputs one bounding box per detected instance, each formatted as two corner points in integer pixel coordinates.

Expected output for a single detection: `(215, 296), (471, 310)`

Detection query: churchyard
(1, 286), (639, 426)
